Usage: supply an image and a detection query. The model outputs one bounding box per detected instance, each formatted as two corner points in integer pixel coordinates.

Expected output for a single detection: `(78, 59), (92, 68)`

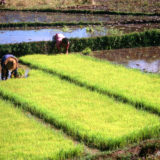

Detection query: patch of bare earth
(92, 139), (160, 160)
(61, 0), (160, 14)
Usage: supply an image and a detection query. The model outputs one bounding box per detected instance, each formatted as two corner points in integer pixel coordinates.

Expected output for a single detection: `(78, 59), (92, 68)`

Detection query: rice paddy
(0, 68), (160, 151)
(0, 98), (83, 159)
(1, 1), (160, 158)
(19, 54), (160, 114)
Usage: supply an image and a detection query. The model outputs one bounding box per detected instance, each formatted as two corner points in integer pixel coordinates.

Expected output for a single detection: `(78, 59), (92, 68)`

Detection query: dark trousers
(1, 67), (18, 80)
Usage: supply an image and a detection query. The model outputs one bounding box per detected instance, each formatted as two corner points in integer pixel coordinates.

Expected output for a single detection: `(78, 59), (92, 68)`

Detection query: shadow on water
(92, 46), (160, 73)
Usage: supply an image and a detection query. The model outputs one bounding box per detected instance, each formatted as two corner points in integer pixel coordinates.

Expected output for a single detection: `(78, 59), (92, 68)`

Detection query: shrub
(82, 47), (92, 55)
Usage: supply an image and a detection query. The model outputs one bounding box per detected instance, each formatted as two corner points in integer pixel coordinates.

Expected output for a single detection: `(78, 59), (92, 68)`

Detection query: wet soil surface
(92, 46), (160, 73)
(0, 23), (159, 44)
(0, 11), (160, 24)
(92, 139), (160, 160)
(62, 0), (160, 14)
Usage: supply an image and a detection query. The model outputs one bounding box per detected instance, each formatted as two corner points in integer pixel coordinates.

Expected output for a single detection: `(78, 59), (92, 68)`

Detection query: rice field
(0, 98), (83, 159)
(19, 54), (160, 114)
(0, 68), (160, 151)
(1, 0), (160, 159)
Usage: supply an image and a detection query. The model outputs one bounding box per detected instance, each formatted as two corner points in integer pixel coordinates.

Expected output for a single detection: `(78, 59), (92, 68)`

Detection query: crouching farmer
(53, 33), (70, 54)
(1, 54), (18, 80)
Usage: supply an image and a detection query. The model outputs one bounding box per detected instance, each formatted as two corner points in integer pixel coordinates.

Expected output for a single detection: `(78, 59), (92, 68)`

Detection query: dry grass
(2, 0), (159, 13)
(4, 0), (92, 9)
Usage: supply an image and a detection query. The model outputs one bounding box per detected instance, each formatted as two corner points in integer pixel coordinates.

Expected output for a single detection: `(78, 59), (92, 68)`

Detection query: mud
(0, 11), (160, 24)
(92, 139), (160, 160)
(62, 0), (160, 14)
(0, 11), (109, 23)
(92, 46), (160, 73)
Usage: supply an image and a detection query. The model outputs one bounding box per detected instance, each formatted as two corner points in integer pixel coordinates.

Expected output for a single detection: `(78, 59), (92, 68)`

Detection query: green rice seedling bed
(0, 99), (83, 160)
(19, 54), (160, 115)
(0, 69), (160, 150)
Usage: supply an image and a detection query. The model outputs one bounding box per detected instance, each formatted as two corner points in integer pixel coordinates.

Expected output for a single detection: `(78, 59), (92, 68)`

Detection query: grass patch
(0, 69), (160, 150)
(0, 98), (83, 159)
(19, 54), (160, 115)
(0, 21), (102, 29)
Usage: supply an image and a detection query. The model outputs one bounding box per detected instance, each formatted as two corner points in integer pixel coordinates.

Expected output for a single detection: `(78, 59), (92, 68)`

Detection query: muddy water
(0, 11), (160, 24)
(0, 23), (159, 44)
(0, 11), (110, 23)
(92, 46), (160, 73)
(0, 27), (107, 44)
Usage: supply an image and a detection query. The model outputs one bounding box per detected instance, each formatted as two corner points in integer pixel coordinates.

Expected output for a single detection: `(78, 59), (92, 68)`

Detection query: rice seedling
(0, 69), (160, 150)
(19, 54), (160, 115)
(82, 47), (92, 55)
(107, 28), (124, 36)
(0, 98), (83, 159)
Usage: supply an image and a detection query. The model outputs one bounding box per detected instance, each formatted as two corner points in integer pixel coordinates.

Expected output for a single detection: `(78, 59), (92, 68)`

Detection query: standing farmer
(1, 54), (18, 80)
(53, 33), (70, 55)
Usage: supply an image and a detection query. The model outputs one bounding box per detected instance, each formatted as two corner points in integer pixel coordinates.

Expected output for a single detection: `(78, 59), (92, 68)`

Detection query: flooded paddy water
(0, 11), (159, 74)
(0, 23), (159, 44)
(92, 46), (160, 73)
(0, 11), (160, 24)
(0, 11), (160, 44)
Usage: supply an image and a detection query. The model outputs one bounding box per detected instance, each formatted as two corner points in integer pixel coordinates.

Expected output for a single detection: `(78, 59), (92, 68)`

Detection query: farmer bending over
(53, 33), (70, 54)
(1, 54), (18, 80)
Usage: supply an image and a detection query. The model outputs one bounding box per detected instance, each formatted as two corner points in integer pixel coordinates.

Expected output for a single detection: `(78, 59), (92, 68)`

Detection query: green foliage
(0, 30), (159, 57)
(86, 26), (94, 33)
(17, 68), (25, 77)
(82, 47), (92, 55)
(20, 54), (160, 115)
(62, 25), (71, 32)
(107, 28), (124, 36)
(1, 69), (160, 150)
(0, 99), (83, 159)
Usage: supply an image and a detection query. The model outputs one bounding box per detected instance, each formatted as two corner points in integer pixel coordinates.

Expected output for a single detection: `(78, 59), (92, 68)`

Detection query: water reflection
(0, 27), (108, 44)
(92, 47), (160, 73)
(128, 60), (160, 73)
(0, 11), (109, 23)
